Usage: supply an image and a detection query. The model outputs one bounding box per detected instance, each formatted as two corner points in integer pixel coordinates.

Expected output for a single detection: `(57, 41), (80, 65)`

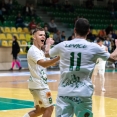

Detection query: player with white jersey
(92, 39), (107, 92)
(45, 18), (117, 117)
(23, 27), (59, 117)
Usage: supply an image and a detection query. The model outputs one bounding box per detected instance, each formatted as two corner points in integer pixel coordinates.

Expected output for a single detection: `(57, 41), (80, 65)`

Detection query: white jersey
(49, 39), (110, 97)
(27, 45), (49, 89)
(97, 45), (107, 65)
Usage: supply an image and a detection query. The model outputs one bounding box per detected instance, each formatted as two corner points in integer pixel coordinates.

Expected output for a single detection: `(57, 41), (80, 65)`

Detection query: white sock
(23, 113), (30, 117)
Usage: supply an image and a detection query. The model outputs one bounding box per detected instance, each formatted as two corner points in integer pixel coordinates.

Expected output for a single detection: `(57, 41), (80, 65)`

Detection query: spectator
(53, 30), (62, 44)
(105, 24), (113, 35)
(8, 0), (13, 10)
(10, 36), (22, 71)
(61, 31), (66, 41)
(42, 0), (51, 6)
(48, 18), (57, 33)
(107, 0), (113, 10)
(5, 0), (12, 10)
(30, 4), (37, 18)
(51, 0), (59, 8)
(112, 30), (117, 39)
(1, 1), (8, 15)
(110, 8), (117, 19)
(86, 0), (94, 9)
(87, 30), (95, 42)
(68, 33), (74, 40)
(63, 0), (74, 13)
(23, 3), (31, 16)
(15, 13), (25, 28)
(113, 0), (117, 10)
(98, 29), (106, 38)
(29, 19), (37, 31)
(104, 37), (111, 53)
(0, 9), (4, 24)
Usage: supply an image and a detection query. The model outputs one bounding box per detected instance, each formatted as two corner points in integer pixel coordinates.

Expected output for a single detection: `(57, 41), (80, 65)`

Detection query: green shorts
(55, 96), (93, 117)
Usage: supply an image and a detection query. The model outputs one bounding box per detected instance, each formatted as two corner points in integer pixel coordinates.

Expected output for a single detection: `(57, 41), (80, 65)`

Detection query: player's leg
(42, 89), (54, 117)
(42, 106), (54, 117)
(10, 55), (16, 70)
(99, 62), (106, 91)
(92, 65), (98, 88)
(74, 97), (93, 117)
(14, 54), (22, 70)
(55, 96), (74, 117)
(23, 105), (45, 117)
(23, 89), (54, 117)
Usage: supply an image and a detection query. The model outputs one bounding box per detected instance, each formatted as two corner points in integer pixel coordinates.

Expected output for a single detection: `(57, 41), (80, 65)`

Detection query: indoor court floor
(0, 69), (117, 117)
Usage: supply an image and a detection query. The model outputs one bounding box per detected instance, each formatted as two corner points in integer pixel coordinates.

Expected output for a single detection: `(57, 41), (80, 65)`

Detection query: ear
(87, 29), (90, 35)
(74, 28), (76, 36)
(32, 35), (36, 40)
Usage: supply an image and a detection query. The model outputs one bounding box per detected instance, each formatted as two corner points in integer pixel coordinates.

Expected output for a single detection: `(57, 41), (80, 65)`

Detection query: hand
(46, 38), (54, 45)
(45, 38), (54, 53)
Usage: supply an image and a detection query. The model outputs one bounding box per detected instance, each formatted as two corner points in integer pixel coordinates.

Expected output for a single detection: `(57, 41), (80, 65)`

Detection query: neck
(34, 42), (41, 50)
(75, 35), (86, 39)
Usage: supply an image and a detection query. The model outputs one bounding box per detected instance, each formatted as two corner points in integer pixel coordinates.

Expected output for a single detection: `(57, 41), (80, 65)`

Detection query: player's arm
(37, 56), (60, 68)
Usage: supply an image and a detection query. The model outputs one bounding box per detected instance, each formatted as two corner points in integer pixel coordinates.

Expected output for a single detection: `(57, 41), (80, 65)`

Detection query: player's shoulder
(88, 42), (101, 51)
(28, 45), (40, 55)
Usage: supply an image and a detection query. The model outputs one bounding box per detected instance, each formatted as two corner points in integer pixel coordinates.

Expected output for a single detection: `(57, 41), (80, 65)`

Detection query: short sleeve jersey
(27, 45), (49, 89)
(49, 39), (110, 97)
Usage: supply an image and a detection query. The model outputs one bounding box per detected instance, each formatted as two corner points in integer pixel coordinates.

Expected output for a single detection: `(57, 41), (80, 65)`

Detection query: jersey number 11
(69, 52), (81, 71)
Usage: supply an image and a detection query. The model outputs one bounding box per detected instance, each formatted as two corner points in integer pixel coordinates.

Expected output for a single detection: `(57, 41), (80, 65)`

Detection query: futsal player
(45, 18), (117, 117)
(92, 39), (108, 92)
(23, 27), (59, 117)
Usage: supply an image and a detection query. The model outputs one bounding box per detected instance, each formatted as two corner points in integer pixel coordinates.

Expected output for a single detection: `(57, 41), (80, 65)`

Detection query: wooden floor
(0, 69), (117, 117)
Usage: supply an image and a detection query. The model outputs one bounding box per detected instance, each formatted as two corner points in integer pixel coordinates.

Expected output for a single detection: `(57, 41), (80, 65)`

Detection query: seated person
(29, 19), (36, 30)
(53, 30), (62, 44)
(48, 18), (57, 33)
(15, 13), (25, 28)
(61, 31), (66, 41)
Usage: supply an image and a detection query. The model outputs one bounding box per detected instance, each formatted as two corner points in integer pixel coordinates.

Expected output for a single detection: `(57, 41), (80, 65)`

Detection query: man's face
(33, 31), (45, 48)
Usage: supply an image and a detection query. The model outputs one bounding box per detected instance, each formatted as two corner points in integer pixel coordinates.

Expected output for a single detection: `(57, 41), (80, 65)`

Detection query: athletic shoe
(93, 85), (95, 88)
(19, 67), (22, 70)
(9, 68), (13, 71)
(101, 87), (106, 92)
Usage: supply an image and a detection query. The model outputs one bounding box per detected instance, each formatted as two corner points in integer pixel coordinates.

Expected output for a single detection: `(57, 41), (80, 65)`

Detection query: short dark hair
(75, 18), (90, 36)
(13, 35), (17, 41)
(32, 27), (44, 34)
(97, 39), (103, 43)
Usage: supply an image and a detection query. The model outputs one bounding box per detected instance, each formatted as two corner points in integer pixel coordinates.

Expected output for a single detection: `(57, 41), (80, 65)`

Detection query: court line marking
(0, 100), (33, 107)
(93, 94), (117, 100)
(0, 107), (34, 112)
(0, 71), (60, 77)
(0, 96), (33, 102)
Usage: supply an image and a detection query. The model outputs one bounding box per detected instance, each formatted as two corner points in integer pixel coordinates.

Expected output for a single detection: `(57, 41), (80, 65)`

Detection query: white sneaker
(102, 87), (106, 92)
(93, 85), (95, 88)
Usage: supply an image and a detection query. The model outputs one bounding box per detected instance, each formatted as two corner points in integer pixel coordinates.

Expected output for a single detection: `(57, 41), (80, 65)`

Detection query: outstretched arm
(37, 56), (60, 68)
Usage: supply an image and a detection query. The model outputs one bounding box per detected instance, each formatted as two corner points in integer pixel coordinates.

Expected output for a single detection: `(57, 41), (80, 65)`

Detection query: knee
(34, 107), (45, 116)
(46, 106), (54, 113)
